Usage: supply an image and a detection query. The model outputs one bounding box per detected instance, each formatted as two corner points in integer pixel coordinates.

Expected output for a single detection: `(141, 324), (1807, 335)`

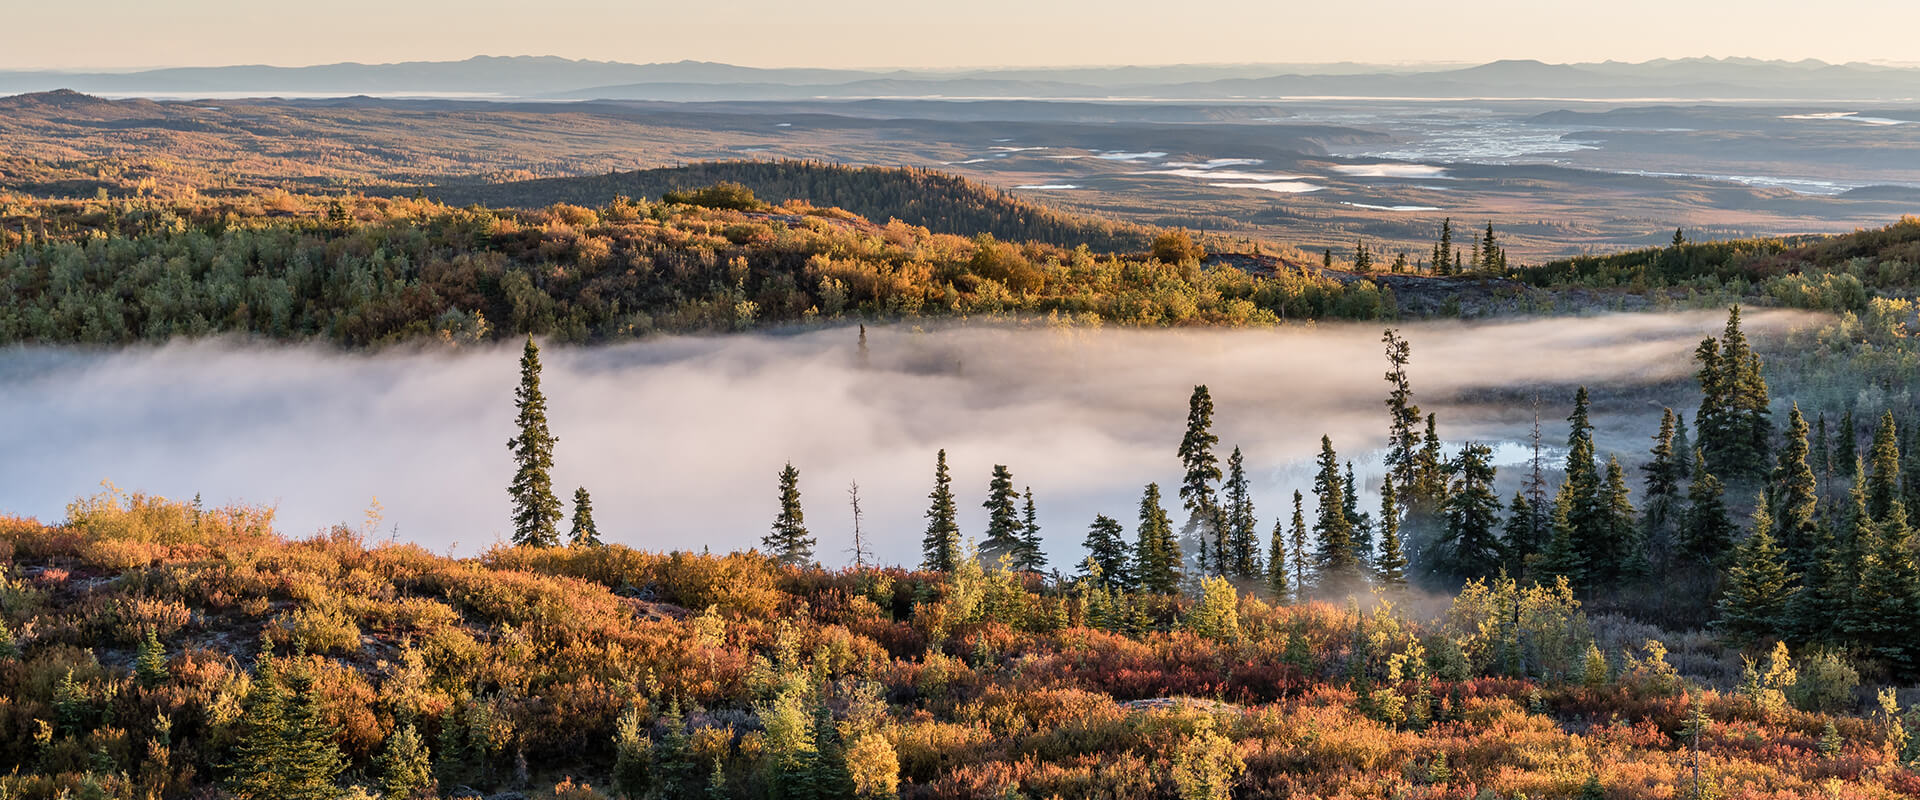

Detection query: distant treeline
(1520, 219), (1920, 312)
(0, 192), (1393, 347)
(418, 160), (1152, 252)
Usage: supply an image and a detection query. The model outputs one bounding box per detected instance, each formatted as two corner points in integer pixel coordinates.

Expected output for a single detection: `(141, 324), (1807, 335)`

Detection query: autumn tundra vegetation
(3, 179), (1920, 799)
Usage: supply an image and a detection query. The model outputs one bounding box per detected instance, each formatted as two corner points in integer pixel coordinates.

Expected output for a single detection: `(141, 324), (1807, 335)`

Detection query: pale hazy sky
(7, 0), (1918, 71)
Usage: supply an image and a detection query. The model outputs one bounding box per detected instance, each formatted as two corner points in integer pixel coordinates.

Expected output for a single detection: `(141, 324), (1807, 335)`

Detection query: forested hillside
(417, 161), (1151, 252)
(0, 190), (1389, 347)
(1520, 219), (1920, 313)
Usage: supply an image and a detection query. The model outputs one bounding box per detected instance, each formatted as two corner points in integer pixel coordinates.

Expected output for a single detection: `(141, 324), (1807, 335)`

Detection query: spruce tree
(1266, 519), (1291, 601)
(1382, 329), (1423, 493)
(1134, 483), (1181, 594)
(135, 626), (169, 688)
(232, 647), (344, 800)
(1178, 386), (1224, 575)
(1312, 436), (1362, 587)
(1223, 447), (1261, 580)
(1432, 218), (1454, 277)
(1678, 450), (1737, 568)
(379, 723), (433, 800)
(654, 702), (700, 797)
(921, 450), (961, 572)
(1437, 442), (1502, 581)
(1837, 460), (1875, 589)
(1345, 461), (1374, 566)
(506, 335), (561, 548)
(1902, 418), (1920, 515)
(1081, 514), (1132, 592)
(1602, 455), (1645, 578)
(1013, 488), (1047, 572)
(1697, 307), (1771, 480)
(1289, 490), (1310, 597)
(1815, 412), (1834, 501)
(1410, 413), (1449, 522)
(1770, 404), (1820, 563)
(569, 487), (602, 547)
(1500, 492), (1538, 578)
(1561, 388), (1609, 583)
(1642, 408), (1685, 562)
(1836, 409), (1857, 478)
(1868, 411), (1902, 523)
(226, 642), (286, 800)
(1723, 306), (1772, 477)
(1716, 498), (1794, 646)
(1375, 473), (1409, 589)
(1848, 501), (1920, 670)
(1539, 491), (1586, 587)
(811, 701), (855, 800)
(1787, 508), (1845, 646)
(980, 465), (1023, 565)
(763, 463), (816, 567)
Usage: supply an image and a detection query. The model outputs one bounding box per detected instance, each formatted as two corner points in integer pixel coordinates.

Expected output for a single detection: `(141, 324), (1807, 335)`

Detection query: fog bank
(0, 310), (1814, 566)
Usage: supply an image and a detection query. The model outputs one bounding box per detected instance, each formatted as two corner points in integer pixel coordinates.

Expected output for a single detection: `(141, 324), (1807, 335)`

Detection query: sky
(6, 0), (1918, 71)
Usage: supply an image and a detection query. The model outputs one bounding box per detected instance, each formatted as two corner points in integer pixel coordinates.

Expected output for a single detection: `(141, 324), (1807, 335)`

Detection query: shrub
(1790, 650), (1859, 713)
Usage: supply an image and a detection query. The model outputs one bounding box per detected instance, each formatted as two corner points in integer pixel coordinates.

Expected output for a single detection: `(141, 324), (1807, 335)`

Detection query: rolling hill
(418, 160), (1153, 251)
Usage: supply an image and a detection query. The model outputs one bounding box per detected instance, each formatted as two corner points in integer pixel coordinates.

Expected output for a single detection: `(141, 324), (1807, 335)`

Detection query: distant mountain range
(2, 55), (1916, 101)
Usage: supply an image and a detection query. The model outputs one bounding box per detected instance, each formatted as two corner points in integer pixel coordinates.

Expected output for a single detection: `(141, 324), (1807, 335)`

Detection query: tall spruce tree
(1135, 483), (1181, 594)
(1312, 436), (1362, 587)
(1223, 448), (1262, 580)
(569, 487), (602, 547)
(1723, 306), (1773, 476)
(1376, 473), (1409, 589)
(1868, 411), (1902, 523)
(1289, 490), (1310, 597)
(1266, 519), (1291, 601)
(764, 463), (816, 566)
(1715, 497), (1793, 645)
(1561, 388), (1610, 584)
(1178, 385), (1224, 575)
(980, 465), (1024, 565)
(1013, 489), (1047, 572)
(1383, 329), (1423, 492)
(1642, 408), (1685, 563)
(1437, 442), (1503, 581)
(1696, 307), (1771, 480)
(1847, 501), (1920, 670)
(1345, 461), (1375, 567)
(1787, 505), (1845, 646)
(1410, 413), (1450, 522)
(507, 335), (561, 548)
(1432, 218), (1455, 277)
(1836, 408), (1857, 479)
(1081, 515), (1132, 591)
(1678, 449), (1737, 568)
(1902, 418), (1920, 515)
(1815, 412), (1834, 502)
(1770, 405), (1821, 572)
(921, 450), (961, 572)
(1602, 455), (1645, 579)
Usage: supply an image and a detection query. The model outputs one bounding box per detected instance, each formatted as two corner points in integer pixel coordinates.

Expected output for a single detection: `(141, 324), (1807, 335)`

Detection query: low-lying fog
(0, 311), (1814, 566)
